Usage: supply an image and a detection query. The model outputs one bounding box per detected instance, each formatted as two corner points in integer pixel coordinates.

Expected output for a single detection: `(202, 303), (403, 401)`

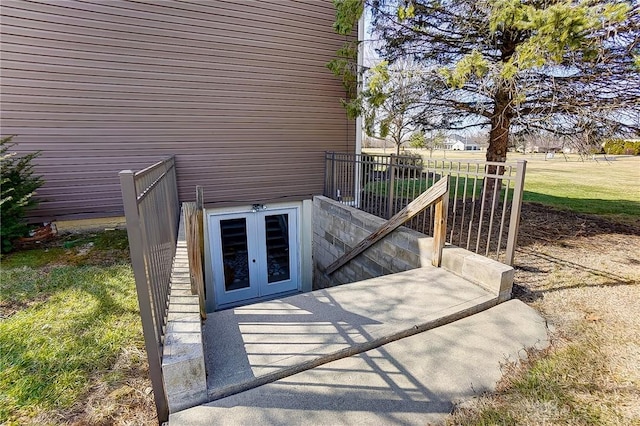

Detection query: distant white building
(454, 141), (479, 151)
(443, 135), (480, 151)
(533, 145), (562, 153)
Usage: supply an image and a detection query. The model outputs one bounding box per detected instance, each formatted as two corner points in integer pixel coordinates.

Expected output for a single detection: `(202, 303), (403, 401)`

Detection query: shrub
(602, 138), (640, 155)
(395, 151), (423, 167)
(394, 151), (423, 178)
(624, 141), (640, 156)
(409, 131), (426, 149)
(1, 136), (44, 252)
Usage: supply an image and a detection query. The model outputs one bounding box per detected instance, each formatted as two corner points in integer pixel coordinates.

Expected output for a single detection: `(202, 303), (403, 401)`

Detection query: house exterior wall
(0, 0), (355, 222)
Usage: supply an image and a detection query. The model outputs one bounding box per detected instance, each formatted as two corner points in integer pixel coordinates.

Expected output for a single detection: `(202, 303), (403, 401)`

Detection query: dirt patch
(0, 293), (49, 319)
(517, 202), (640, 245)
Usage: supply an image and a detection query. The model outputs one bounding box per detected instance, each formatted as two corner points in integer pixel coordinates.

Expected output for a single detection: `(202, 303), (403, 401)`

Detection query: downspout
(355, 12), (364, 157)
(354, 11), (365, 208)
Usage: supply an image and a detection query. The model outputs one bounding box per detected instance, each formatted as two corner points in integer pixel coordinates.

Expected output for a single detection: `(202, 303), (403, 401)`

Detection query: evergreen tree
(330, 0), (640, 162)
(1, 136), (44, 252)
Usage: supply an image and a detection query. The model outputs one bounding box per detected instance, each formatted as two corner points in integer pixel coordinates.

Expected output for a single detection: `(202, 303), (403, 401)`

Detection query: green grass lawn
(364, 175), (484, 200)
(365, 148), (640, 225)
(0, 230), (147, 424)
(517, 154), (640, 224)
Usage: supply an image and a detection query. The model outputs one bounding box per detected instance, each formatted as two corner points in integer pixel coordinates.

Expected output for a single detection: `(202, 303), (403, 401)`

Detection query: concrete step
(201, 267), (498, 402)
(170, 299), (550, 425)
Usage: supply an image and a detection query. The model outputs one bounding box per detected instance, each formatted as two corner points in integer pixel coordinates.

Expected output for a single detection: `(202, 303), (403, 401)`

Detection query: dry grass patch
(451, 331), (628, 425)
(449, 206), (640, 425)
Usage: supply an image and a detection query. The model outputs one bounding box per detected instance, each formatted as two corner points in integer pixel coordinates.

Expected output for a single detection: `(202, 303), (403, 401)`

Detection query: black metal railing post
(387, 155), (396, 219)
(119, 169), (169, 423)
(331, 151), (337, 199)
(505, 160), (527, 265)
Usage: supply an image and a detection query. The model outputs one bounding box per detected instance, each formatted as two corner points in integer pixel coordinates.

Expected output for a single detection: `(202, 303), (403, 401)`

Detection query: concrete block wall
(313, 196), (514, 301)
(313, 196), (425, 289)
(440, 246), (514, 302)
(162, 211), (208, 413)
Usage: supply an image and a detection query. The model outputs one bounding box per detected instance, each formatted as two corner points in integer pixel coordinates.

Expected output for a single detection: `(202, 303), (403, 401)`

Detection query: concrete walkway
(170, 299), (550, 425)
(202, 268), (498, 401)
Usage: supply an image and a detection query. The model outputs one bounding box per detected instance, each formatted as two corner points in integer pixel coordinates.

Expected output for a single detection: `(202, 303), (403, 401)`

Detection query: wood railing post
(183, 189), (207, 319)
(119, 170), (168, 423)
(195, 186), (206, 318)
(184, 202), (198, 295)
(432, 188), (449, 267)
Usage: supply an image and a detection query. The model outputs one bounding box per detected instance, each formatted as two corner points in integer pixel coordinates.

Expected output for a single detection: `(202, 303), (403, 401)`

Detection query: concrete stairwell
(169, 269), (551, 425)
(162, 199), (538, 424)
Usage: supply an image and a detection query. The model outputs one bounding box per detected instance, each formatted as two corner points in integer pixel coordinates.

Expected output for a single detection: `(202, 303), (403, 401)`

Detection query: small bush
(1, 136), (44, 253)
(602, 138), (640, 155)
(395, 151), (423, 166)
(408, 131), (426, 149)
(394, 151), (423, 178)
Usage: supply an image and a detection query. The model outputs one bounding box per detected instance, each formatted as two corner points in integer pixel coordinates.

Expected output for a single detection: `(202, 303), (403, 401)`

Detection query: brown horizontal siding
(6, 0), (337, 35)
(0, 29), (338, 69)
(1, 74), (337, 96)
(1, 9), (340, 53)
(0, 0), (355, 222)
(3, 45), (339, 69)
(1, 69), (336, 92)
(1, 81), (341, 102)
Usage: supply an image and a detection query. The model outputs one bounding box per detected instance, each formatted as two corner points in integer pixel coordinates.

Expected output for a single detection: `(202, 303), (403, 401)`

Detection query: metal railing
(324, 152), (526, 265)
(119, 156), (180, 423)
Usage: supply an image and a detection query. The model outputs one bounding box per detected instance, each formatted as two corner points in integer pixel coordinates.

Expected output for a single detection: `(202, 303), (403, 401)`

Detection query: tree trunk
(485, 94), (512, 209)
(486, 97), (511, 164)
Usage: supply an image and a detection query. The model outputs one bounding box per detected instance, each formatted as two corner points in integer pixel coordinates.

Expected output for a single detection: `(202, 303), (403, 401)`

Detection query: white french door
(208, 208), (299, 307)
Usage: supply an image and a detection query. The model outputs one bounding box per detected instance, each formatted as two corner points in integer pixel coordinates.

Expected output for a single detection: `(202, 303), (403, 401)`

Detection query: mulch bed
(517, 202), (640, 247)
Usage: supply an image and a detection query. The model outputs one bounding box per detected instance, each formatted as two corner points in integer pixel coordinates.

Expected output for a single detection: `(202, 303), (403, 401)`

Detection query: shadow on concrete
(204, 292), (381, 392)
(202, 268), (496, 401)
(211, 292), (450, 425)
(173, 300), (550, 425)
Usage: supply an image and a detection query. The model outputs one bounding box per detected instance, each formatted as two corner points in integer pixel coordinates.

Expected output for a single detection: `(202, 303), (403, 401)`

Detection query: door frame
(206, 205), (301, 310)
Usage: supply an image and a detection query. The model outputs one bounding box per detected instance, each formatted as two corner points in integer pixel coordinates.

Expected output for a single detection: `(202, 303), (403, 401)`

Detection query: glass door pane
(220, 218), (250, 291)
(264, 214), (290, 283)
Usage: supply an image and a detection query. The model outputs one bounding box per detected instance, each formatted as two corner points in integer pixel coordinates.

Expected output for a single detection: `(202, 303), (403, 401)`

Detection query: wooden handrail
(183, 186), (207, 319)
(325, 176), (449, 275)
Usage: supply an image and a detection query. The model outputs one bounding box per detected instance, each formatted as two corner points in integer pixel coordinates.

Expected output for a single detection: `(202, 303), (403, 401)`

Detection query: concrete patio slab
(170, 299), (550, 425)
(202, 267), (498, 401)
